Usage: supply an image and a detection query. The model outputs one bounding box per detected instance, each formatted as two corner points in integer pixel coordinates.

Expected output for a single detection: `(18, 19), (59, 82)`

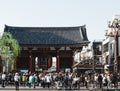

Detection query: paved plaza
(0, 86), (120, 91)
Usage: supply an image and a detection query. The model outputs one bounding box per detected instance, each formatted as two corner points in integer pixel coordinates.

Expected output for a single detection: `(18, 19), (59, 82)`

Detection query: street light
(106, 18), (120, 73)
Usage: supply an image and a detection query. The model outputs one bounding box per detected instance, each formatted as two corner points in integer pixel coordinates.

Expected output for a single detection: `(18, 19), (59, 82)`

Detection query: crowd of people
(0, 71), (119, 90)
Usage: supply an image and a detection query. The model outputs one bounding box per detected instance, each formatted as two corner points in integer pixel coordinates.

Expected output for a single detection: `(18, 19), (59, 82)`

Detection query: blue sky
(0, 0), (120, 42)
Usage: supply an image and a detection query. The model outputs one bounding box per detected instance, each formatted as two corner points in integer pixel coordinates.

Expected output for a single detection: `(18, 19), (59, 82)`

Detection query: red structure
(4, 25), (89, 72)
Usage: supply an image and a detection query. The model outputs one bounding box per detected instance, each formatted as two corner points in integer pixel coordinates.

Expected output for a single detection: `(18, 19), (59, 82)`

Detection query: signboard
(20, 69), (28, 73)
(65, 68), (71, 72)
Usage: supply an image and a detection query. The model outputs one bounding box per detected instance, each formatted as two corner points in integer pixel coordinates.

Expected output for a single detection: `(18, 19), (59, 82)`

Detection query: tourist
(14, 73), (20, 90)
(1, 72), (6, 87)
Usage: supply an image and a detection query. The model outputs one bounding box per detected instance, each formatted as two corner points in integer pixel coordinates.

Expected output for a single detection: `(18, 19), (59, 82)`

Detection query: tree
(0, 32), (20, 72)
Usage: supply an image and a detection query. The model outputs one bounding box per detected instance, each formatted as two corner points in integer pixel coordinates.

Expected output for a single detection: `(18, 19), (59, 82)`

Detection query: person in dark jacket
(98, 73), (103, 88)
(112, 73), (118, 88)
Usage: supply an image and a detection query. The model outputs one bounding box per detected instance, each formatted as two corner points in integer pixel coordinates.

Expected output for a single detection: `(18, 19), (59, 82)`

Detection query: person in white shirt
(45, 74), (52, 88)
(14, 73), (20, 90)
(1, 72), (6, 87)
(94, 73), (98, 88)
(102, 74), (108, 87)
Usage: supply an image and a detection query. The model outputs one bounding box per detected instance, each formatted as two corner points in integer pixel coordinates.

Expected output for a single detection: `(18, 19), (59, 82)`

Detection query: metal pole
(114, 29), (118, 73)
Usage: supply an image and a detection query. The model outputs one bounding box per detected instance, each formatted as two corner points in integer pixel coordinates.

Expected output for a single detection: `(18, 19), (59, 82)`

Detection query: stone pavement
(0, 86), (89, 91)
(0, 86), (120, 91)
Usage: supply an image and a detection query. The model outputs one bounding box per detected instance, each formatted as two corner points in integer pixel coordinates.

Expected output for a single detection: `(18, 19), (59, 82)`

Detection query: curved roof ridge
(5, 24), (85, 29)
(4, 24), (89, 46)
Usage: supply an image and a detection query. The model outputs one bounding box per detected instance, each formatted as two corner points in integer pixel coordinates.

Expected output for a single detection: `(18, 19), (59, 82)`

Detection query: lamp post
(106, 19), (120, 73)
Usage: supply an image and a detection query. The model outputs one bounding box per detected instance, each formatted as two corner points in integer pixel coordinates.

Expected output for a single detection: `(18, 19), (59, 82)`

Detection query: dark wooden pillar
(38, 57), (41, 68)
(48, 55), (52, 68)
(56, 50), (60, 72)
(57, 55), (60, 72)
(29, 51), (32, 72)
(72, 53), (74, 66)
(55, 47), (60, 72)
(29, 55), (32, 72)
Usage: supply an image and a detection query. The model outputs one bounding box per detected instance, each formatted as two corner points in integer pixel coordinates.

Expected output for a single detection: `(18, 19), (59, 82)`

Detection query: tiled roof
(4, 25), (89, 46)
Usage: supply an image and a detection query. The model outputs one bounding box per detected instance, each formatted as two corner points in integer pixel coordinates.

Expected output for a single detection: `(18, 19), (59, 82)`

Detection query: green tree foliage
(0, 32), (20, 72)
(0, 32), (20, 57)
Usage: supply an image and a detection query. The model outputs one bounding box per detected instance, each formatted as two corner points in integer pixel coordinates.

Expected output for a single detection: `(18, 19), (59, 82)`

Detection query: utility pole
(106, 19), (120, 73)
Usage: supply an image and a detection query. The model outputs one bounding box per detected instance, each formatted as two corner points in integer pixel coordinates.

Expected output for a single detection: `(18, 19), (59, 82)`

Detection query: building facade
(92, 41), (103, 73)
(73, 41), (103, 74)
(4, 25), (89, 72)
